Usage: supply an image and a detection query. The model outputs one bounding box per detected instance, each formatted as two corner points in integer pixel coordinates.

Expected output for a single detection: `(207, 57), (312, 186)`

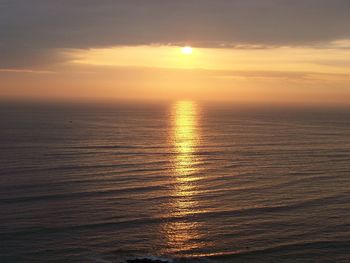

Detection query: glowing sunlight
(181, 46), (193, 55)
(161, 101), (206, 255)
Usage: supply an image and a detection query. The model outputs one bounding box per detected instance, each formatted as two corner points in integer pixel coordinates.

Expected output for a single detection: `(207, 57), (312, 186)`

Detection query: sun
(181, 46), (193, 55)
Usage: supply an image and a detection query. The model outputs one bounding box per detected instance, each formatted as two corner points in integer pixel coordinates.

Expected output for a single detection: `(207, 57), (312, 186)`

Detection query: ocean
(0, 101), (349, 263)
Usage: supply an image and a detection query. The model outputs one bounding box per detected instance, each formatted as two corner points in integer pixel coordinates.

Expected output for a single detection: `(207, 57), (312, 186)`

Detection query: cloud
(0, 68), (53, 74)
(1, 0), (350, 67)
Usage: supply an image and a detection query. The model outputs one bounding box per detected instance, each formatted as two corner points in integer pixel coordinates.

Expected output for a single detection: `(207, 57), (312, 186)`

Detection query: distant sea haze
(0, 101), (349, 263)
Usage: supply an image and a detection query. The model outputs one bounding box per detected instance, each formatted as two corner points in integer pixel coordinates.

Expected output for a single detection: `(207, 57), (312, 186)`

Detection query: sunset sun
(181, 46), (193, 55)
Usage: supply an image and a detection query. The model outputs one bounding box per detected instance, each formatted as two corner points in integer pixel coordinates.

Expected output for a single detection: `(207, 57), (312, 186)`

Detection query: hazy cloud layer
(1, 0), (350, 67)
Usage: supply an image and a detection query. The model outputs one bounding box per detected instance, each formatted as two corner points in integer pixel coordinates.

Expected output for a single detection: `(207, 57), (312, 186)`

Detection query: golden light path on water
(174, 101), (199, 178)
(162, 101), (206, 255)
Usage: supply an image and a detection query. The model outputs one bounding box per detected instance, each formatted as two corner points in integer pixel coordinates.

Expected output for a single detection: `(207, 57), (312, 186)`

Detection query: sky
(1, 0), (350, 105)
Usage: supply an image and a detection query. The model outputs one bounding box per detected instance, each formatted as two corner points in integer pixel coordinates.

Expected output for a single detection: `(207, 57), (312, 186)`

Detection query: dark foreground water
(0, 101), (349, 263)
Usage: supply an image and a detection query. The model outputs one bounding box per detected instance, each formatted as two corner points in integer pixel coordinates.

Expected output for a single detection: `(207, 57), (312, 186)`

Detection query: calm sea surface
(0, 101), (349, 263)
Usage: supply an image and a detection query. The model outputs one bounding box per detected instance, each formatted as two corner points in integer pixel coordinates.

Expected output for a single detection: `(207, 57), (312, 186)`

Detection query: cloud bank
(1, 0), (350, 67)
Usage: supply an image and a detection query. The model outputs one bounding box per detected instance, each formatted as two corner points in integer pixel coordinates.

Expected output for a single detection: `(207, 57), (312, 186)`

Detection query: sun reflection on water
(173, 101), (200, 177)
(161, 101), (206, 255)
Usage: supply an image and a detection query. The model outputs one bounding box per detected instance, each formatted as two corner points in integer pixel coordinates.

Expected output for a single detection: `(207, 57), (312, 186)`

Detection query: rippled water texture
(0, 102), (349, 262)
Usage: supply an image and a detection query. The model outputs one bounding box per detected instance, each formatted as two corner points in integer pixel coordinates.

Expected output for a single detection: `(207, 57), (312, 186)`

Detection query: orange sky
(1, 1), (350, 106)
(1, 44), (350, 105)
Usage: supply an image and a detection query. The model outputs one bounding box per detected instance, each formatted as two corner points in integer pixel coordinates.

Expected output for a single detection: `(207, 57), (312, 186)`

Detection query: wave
(4, 238), (348, 263)
(90, 240), (350, 263)
(3, 192), (348, 238)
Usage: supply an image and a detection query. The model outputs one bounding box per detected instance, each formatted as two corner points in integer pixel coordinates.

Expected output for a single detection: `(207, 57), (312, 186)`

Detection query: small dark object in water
(125, 258), (169, 263)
